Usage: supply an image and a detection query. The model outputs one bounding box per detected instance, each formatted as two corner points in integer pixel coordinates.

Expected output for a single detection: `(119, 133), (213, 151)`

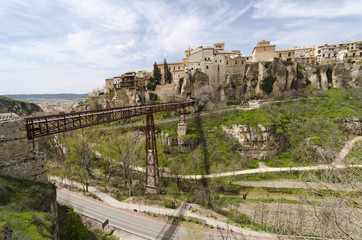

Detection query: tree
(164, 58), (173, 84)
(68, 129), (96, 192)
(153, 62), (162, 85)
(99, 131), (145, 196)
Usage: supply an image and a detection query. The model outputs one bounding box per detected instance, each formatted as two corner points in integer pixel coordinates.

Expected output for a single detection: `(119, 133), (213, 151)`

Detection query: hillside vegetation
(0, 96), (42, 116)
(0, 176), (56, 239)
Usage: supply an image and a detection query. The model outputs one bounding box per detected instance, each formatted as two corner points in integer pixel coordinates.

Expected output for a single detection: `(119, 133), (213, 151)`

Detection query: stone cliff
(0, 119), (47, 182)
(222, 124), (288, 159)
(178, 60), (361, 107)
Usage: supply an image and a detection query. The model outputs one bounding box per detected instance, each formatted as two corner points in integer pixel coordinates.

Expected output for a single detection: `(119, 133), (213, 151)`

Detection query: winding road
(57, 187), (276, 240)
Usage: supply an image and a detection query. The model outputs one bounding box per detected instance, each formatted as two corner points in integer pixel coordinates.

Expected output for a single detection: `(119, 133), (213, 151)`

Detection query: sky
(1, 0), (362, 94)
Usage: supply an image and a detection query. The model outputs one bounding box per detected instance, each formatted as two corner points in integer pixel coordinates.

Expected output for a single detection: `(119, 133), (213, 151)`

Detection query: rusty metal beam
(25, 100), (195, 140)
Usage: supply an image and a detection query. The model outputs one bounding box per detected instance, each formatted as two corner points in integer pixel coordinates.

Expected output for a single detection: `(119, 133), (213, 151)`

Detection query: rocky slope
(83, 60), (362, 110)
(0, 96), (42, 116)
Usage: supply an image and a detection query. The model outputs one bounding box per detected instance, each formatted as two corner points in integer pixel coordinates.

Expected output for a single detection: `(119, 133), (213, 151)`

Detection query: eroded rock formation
(222, 124), (288, 159)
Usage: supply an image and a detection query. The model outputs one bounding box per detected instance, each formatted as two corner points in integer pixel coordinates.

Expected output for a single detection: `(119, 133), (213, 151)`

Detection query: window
(206, 66), (209, 69)
(220, 60), (222, 62)
(235, 60), (237, 64)
(178, 67), (180, 70)
(323, 54), (325, 57)
(279, 53), (281, 57)
(353, 53), (355, 57)
(288, 52), (291, 57)
(360, 52), (362, 57)
(173, 67), (175, 70)
(242, 61), (244, 64)
(215, 60), (217, 62)
(205, 58), (207, 61)
(226, 61), (228, 65)
(347, 47), (349, 50)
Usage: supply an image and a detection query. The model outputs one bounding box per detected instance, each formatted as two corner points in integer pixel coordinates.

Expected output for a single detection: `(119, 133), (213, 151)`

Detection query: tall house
(252, 40), (276, 62)
(183, 48), (192, 68)
(275, 49), (295, 62)
(294, 47), (315, 64)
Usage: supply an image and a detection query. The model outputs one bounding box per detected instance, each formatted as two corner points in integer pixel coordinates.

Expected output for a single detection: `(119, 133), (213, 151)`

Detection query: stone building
(294, 47), (315, 64)
(105, 71), (149, 92)
(275, 49), (295, 62)
(157, 62), (185, 84)
(252, 40), (276, 62)
(185, 43), (245, 100)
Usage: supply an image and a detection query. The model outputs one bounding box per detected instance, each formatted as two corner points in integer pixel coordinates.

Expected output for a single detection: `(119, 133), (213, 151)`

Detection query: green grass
(0, 212), (53, 239)
(0, 176), (56, 239)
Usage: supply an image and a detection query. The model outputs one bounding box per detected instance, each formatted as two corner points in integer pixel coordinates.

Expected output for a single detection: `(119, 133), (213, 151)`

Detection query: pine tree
(153, 62), (162, 85)
(163, 59), (173, 84)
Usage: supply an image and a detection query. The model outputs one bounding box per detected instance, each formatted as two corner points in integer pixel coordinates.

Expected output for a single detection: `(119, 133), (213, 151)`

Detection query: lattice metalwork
(145, 112), (159, 192)
(25, 100), (195, 140)
(25, 100), (195, 193)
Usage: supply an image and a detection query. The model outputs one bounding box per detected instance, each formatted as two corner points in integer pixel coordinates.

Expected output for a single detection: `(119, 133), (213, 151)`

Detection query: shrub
(347, 58), (352, 63)
(164, 199), (176, 209)
(261, 74), (276, 94)
(147, 82), (156, 91)
(149, 93), (159, 102)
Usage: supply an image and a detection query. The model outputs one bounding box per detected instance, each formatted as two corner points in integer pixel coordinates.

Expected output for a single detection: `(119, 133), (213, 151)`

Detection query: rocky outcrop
(222, 124), (288, 159)
(351, 64), (362, 88)
(0, 119), (48, 183)
(340, 117), (361, 135)
(0, 96), (42, 116)
(271, 61), (296, 97)
(332, 64), (352, 89)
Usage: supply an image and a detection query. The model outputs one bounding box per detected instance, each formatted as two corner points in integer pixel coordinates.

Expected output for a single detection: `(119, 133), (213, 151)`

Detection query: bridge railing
(25, 100), (195, 140)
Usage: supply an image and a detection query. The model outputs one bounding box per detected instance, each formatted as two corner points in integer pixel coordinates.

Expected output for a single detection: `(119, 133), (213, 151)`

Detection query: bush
(347, 58), (352, 63)
(261, 74), (276, 94)
(226, 100), (241, 106)
(149, 93), (159, 102)
(147, 82), (156, 91)
(164, 199), (176, 209)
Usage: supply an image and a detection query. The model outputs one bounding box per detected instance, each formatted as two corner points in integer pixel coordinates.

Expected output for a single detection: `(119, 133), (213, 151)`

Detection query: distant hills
(0, 96), (42, 116)
(3, 93), (88, 102)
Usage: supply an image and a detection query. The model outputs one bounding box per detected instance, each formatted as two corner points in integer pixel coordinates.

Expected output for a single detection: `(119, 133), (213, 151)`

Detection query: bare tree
(99, 131), (145, 196)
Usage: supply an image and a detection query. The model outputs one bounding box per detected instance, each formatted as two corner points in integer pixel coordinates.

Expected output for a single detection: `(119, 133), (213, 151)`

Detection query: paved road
(57, 188), (277, 240)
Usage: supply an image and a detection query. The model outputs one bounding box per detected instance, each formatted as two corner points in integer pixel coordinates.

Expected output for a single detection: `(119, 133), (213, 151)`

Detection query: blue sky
(1, 0), (362, 94)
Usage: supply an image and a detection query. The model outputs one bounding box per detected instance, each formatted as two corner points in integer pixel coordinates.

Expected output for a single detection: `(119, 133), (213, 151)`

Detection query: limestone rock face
(305, 65), (321, 89)
(181, 71), (192, 97)
(271, 61), (296, 97)
(351, 64), (362, 88)
(244, 64), (259, 99)
(341, 117), (361, 135)
(110, 88), (137, 107)
(332, 64), (351, 89)
(222, 124), (288, 159)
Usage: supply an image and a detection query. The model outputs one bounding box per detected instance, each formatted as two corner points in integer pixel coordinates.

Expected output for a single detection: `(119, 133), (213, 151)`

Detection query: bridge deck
(25, 100), (195, 140)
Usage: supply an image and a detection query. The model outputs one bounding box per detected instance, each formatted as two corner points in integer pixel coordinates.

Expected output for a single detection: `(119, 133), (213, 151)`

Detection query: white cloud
(1, 0), (361, 94)
(252, 0), (362, 19)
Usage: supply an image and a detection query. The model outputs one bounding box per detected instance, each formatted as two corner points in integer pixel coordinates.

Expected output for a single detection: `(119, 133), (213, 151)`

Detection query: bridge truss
(25, 100), (195, 193)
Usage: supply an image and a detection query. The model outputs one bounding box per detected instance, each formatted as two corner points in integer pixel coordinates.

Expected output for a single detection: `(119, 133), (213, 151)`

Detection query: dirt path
(234, 180), (360, 191)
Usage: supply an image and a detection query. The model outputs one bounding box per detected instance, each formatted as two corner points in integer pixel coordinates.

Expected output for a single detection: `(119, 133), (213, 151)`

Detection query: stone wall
(222, 124), (288, 159)
(0, 119), (47, 182)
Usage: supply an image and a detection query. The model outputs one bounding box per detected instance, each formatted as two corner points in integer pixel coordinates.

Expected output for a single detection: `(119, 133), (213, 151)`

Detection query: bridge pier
(145, 113), (160, 194)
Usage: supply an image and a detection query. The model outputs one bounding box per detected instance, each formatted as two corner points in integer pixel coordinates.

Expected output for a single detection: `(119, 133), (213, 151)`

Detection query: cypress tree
(153, 62), (162, 85)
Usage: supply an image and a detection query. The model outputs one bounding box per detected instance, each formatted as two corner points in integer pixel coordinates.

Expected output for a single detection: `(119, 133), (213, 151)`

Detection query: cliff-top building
(252, 40), (276, 62)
